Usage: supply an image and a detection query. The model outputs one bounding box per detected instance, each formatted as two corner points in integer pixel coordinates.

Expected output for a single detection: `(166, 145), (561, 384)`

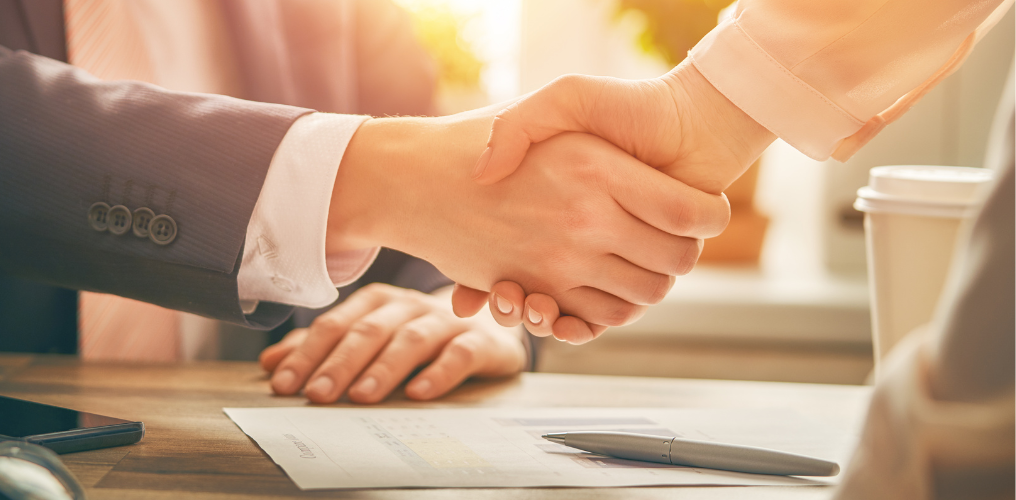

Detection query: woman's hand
(260, 283), (527, 404)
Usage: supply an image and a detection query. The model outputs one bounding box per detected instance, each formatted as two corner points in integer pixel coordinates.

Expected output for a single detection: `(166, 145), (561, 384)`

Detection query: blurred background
(184, 0), (1013, 385)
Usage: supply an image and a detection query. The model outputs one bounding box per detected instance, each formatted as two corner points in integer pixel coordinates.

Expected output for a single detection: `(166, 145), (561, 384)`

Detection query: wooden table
(0, 355), (871, 499)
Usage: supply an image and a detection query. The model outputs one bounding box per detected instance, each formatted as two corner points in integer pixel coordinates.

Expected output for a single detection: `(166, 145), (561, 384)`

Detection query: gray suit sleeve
(0, 46), (314, 329)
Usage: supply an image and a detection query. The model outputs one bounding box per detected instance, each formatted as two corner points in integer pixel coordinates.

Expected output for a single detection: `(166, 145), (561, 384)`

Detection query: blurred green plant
(615, 0), (734, 66)
(399, 2), (485, 89)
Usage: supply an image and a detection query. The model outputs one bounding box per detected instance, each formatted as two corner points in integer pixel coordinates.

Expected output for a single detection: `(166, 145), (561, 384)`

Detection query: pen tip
(542, 433), (566, 443)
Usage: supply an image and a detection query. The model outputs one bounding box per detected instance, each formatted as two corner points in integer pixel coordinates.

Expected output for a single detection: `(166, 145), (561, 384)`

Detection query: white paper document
(224, 407), (853, 490)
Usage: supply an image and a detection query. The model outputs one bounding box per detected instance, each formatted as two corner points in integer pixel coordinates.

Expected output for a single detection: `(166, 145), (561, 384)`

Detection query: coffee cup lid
(854, 165), (994, 218)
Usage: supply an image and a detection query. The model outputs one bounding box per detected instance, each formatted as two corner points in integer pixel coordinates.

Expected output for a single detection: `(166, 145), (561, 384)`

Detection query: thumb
(471, 75), (604, 185)
(450, 283), (490, 318)
(470, 106), (532, 185)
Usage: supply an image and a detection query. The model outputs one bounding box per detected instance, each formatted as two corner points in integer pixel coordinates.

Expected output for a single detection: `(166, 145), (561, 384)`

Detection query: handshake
(261, 62), (781, 405)
(263, 62), (776, 405)
(327, 62), (775, 344)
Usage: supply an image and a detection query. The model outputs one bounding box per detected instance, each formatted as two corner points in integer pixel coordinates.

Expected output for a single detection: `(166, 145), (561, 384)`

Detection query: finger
(552, 316), (592, 344)
(450, 283), (488, 318)
(347, 313), (468, 404)
(609, 156), (731, 239)
(270, 288), (391, 395)
(488, 281), (525, 327)
(587, 254), (675, 306)
(259, 328), (309, 373)
(473, 74), (605, 185)
(405, 329), (525, 400)
(553, 286), (649, 327)
(607, 209), (706, 276)
(303, 300), (429, 403)
(552, 317), (609, 345)
(522, 293), (559, 337)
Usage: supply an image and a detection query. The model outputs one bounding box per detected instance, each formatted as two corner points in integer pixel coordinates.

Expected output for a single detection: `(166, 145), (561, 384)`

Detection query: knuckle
(603, 301), (641, 327)
(279, 348), (316, 373)
(670, 200), (699, 235)
(549, 74), (581, 93)
(309, 314), (345, 335)
(675, 239), (704, 276)
(644, 274), (674, 305)
(396, 325), (430, 347)
(361, 282), (395, 296)
(365, 362), (395, 382)
(347, 319), (388, 341)
(446, 337), (479, 366)
(319, 362), (355, 386)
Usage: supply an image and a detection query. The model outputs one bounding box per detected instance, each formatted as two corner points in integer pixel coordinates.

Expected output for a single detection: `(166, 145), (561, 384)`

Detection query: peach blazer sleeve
(688, 0), (1014, 161)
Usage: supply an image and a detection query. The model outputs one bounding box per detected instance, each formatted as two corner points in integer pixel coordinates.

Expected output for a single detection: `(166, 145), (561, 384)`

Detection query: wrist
(661, 61), (776, 192)
(326, 112), (494, 257)
(326, 117), (389, 254)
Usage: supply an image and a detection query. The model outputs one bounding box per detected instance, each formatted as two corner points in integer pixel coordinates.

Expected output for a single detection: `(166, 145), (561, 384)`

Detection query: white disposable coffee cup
(854, 165), (993, 377)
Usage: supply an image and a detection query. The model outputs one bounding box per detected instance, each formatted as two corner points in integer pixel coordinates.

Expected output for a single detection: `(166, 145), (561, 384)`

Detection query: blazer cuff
(688, 18), (865, 161)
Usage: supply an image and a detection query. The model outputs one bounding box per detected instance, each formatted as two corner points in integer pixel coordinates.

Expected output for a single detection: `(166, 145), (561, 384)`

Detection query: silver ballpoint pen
(542, 431), (839, 477)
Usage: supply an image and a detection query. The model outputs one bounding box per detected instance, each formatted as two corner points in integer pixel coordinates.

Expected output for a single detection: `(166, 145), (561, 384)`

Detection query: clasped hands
(263, 62), (775, 403)
(451, 61), (776, 342)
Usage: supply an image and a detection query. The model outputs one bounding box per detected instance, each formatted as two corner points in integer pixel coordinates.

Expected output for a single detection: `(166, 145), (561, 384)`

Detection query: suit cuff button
(87, 202), (111, 231)
(107, 205), (132, 235)
(132, 207), (156, 237)
(149, 215), (178, 245)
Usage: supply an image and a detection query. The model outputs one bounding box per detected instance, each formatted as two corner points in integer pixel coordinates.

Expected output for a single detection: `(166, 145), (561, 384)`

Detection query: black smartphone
(0, 395), (144, 454)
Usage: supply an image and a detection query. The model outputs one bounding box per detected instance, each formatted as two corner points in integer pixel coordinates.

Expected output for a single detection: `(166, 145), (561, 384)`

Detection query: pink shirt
(690, 0), (1013, 161)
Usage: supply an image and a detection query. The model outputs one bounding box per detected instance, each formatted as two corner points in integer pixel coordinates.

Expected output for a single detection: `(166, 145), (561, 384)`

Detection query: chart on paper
(360, 416), (492, 470)
(224, 407), (854, 490)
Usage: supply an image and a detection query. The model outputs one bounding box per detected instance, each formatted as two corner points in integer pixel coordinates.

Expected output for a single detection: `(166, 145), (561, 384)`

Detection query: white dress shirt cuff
(689, 18), (865, 161)
(237, 112), (375, 314)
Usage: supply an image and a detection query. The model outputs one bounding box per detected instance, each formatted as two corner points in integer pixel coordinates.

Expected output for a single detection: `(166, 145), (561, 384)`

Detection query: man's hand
(260, 284), (527, 404)
(455, 62), (776, 342)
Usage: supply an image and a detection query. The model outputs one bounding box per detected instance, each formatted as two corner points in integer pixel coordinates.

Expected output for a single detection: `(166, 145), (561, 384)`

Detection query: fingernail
(354, 376), (378, 396)
(272, 369), (297, 393)
(471, 147), (493, 179)
(495, 294), (513, 315)
(306, 376), (335, 399)
(410, 379), (433, 398)
(554, 335), (567, 342)
(527, 306), (543, 325)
